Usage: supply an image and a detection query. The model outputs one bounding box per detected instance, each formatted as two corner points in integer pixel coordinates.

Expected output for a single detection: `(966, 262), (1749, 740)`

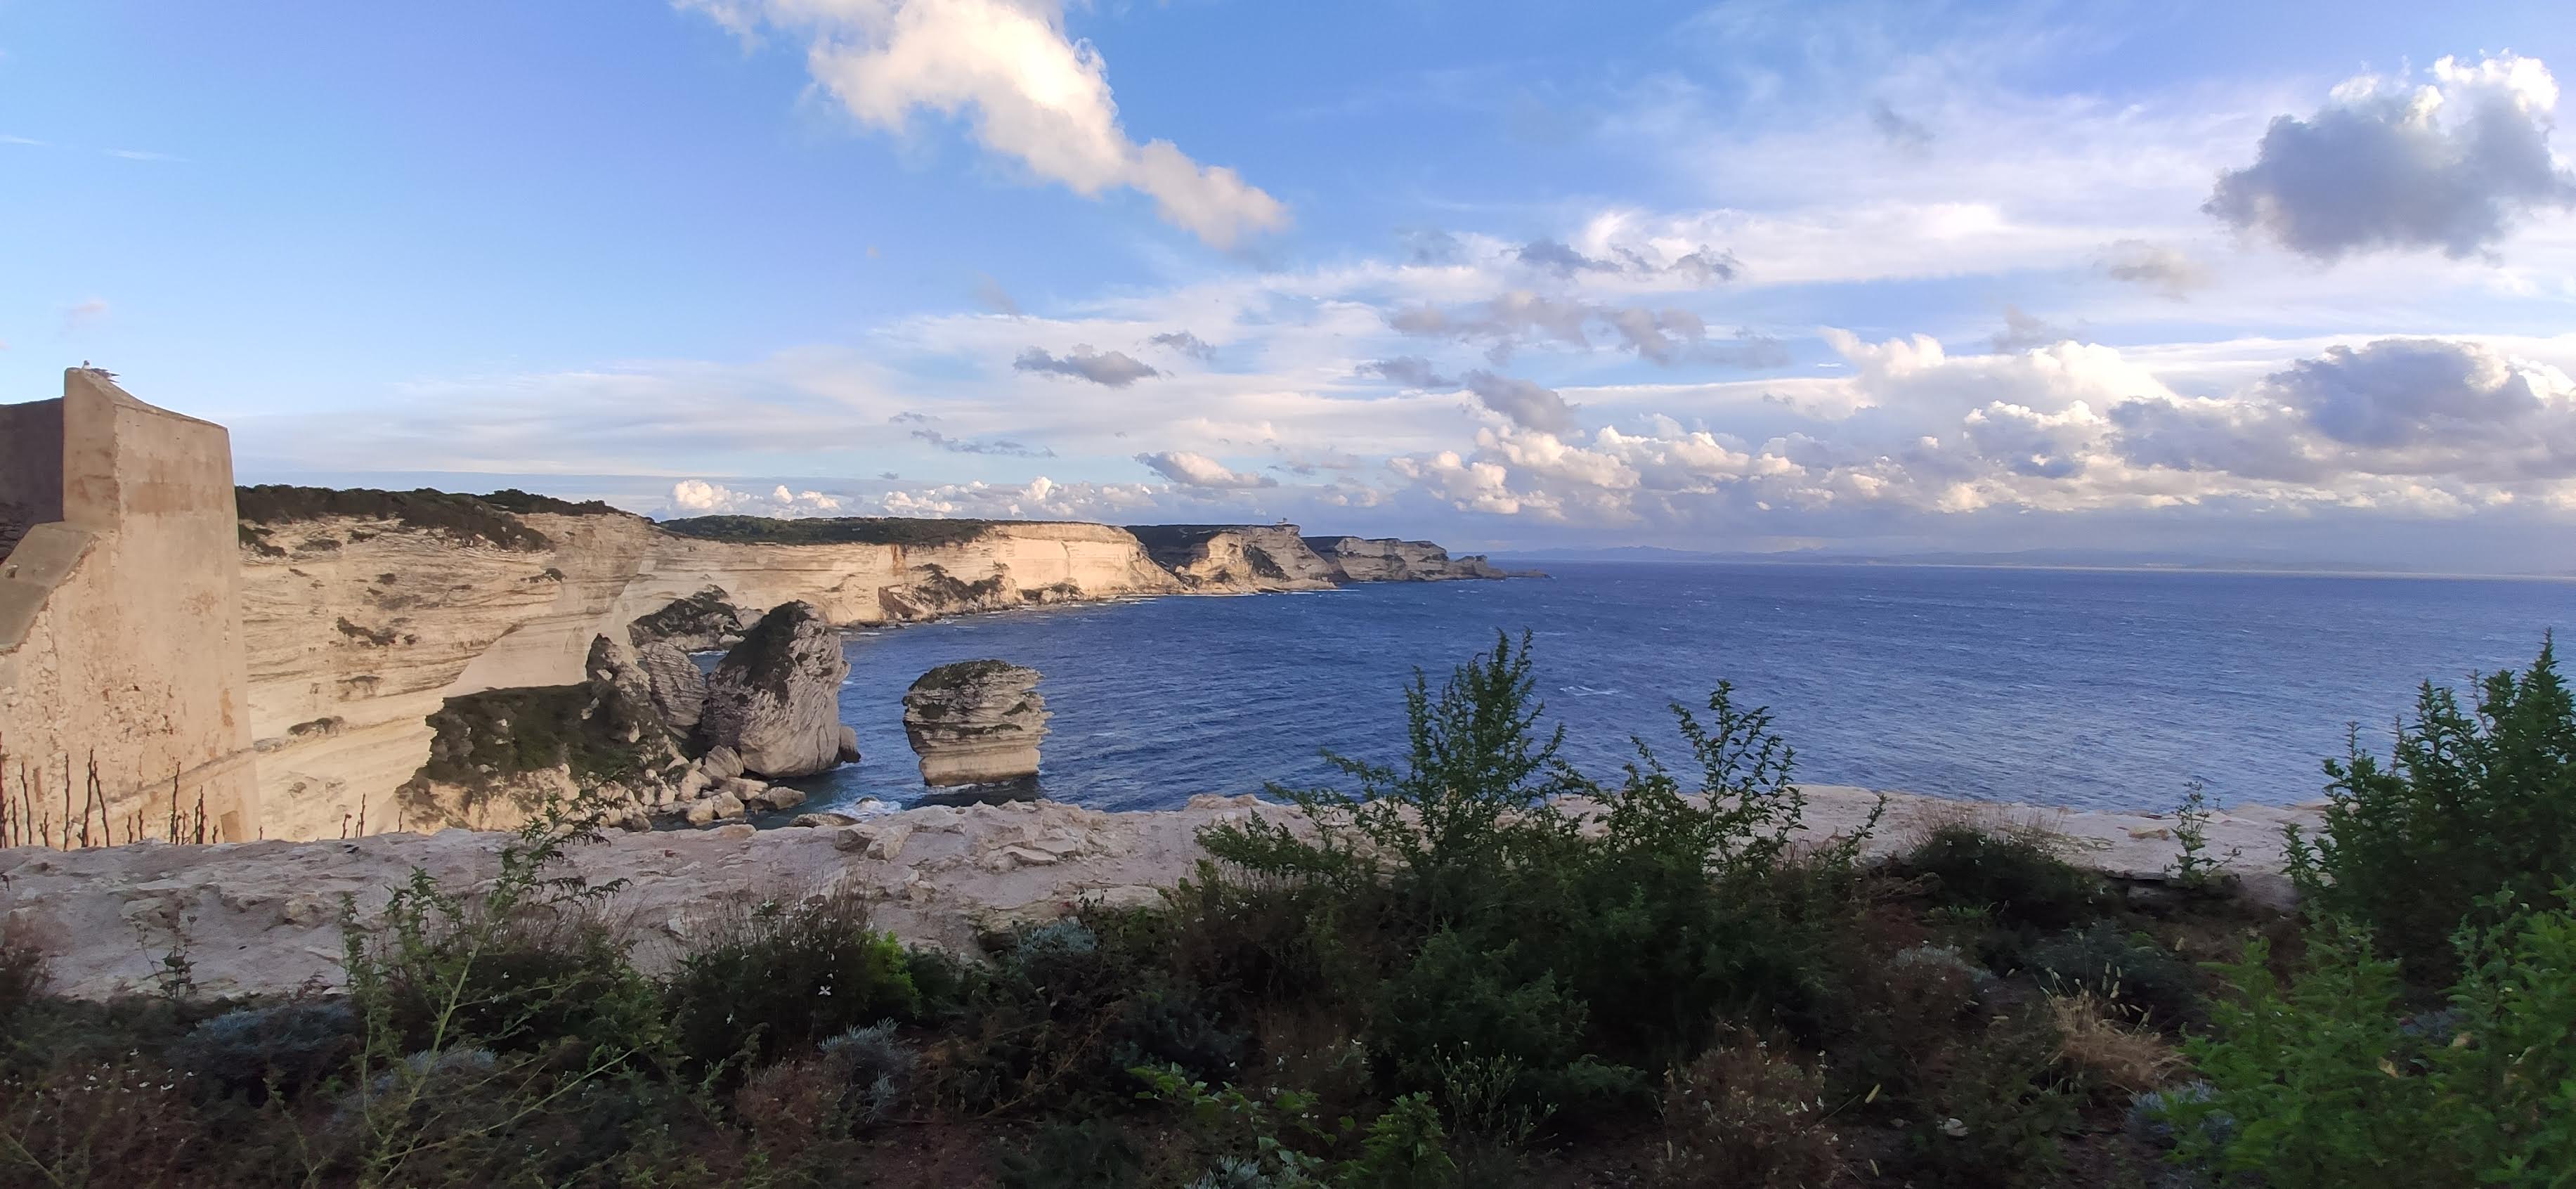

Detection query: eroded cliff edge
(234, 488), (1521, 839)
(0, 786), (2317, 1001)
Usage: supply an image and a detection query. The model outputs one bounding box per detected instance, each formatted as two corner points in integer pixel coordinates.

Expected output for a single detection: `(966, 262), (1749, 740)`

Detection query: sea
(779, 563), (2571, 819)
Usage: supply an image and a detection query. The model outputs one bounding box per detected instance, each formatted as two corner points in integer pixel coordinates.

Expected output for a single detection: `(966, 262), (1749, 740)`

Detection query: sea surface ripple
(788, 562), (2571, 818)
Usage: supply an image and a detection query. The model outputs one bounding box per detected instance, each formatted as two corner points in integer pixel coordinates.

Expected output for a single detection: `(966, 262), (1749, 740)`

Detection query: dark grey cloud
(1962, 403), (2090, 479)
(1604, 306), (1707, 363)
(1403, 228), (1466, 266)
(2108, 338), (2576, 484)
(1390, 292), (1594, 360)
(1146, 331), (1217, 360)
(2107, 397), (2322, 482)
(888, 411), (937, 424)
(1356, 356), (1456, 388)
(1463, 370), (1578, 433)
(1518, 238), (1620, 276)
(2263, 337), (2551, 450)
(2094, 240), (2210, 298)
(973, 273), (1021, 315)
(1703, 330), (1792, 369)
(1665, 247), (1741, 285)
(2205, 58), (2576, 259)
(1988, 305), (2081, 353)
(1398, 294), (1775, 368)
(1013, 346), (1162, 387)
(1869, 99), (1934, 150)
(910, 429), (1055, 458)
(1514, 238), (1739, 285)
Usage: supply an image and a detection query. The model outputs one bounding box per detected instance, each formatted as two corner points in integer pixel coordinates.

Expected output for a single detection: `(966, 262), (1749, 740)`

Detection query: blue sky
(6, 1), (2575, 568)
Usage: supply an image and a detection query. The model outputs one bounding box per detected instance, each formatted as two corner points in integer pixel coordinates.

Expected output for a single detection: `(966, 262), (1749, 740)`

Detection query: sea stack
(696, 600), (852, 778)
(902, 660), (1049, 786)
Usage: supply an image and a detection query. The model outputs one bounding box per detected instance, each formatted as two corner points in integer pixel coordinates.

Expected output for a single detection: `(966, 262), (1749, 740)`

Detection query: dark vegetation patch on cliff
(1123, 523), (1277, 550)
(472, 488), (630, 518)
(235, 485), (554, 552)
(415, 684), (647, 791)
(656, 515), (1001, 547)
(627, 587), (746, 649)
(1240, 545), (1288, 580)
(705, 602), (823, 707)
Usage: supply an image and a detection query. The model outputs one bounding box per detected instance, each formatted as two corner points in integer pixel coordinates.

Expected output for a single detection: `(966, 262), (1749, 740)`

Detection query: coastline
(0, 784), (2319, 1001)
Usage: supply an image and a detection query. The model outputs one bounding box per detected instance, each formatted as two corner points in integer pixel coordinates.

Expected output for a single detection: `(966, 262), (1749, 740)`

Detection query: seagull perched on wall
(77, 360), (118, 379)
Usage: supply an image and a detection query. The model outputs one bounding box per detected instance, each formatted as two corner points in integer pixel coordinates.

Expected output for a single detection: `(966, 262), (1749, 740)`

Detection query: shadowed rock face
(625, 587), (747, 652)
(635, 642), (707, 732)
(903, 660), (1049, 786)
(696, 601), (851, 779)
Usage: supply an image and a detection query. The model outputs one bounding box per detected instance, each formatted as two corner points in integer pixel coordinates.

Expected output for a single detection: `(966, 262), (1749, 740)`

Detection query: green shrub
(1899, 821), (2109, 931)
(1204, 634), (1875, 1126)
(1901, 1011), (2079, 1189)
(337, 805), (685, 1185)
(2026, 924), (2198, 1026)
(0, 923), (44, 1029)
(932, 914), (1243, 1115)
(996, 1117), (1144, 1189)
(667, 890), (921, 1071)
(2288, 636), (2576, 982)
(2175, 899), (2576, 1188)
(167, 1000), (358, 1103)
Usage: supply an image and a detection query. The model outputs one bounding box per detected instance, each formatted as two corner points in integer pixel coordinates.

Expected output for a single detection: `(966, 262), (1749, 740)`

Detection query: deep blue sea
(783, 563), (2570, 819)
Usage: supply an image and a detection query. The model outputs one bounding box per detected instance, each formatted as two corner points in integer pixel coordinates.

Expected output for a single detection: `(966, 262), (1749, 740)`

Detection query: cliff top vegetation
(235, 486), (627, 552)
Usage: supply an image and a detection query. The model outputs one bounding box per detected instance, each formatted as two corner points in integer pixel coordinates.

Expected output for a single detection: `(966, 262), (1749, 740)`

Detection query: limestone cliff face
(235, 495), (1517, 839)
(1303, 536), (1508, 582)
(239, 505), (1185, 837)
(1126, 524), (1341, 591)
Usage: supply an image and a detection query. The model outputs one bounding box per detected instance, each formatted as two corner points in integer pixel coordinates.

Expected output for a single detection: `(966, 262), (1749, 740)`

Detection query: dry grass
(2046, 992), (2185, 1095)
(1897, 799), (2105, 861)
(1655, 1033), (1847, 1189)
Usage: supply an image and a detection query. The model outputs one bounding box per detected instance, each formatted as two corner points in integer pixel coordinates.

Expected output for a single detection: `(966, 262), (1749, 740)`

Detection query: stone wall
(0, 370), (260, 843)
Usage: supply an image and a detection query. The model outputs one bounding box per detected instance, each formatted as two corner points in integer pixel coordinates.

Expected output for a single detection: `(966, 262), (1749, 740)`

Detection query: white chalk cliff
(232, 491), (1523, 840)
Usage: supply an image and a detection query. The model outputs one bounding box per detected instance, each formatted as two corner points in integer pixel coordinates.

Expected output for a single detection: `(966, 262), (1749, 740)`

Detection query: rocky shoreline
(0, 785), (2319, 1001)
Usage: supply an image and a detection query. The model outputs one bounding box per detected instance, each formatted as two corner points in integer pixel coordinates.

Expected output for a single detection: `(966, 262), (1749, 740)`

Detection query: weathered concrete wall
(0, 370), (259, 843)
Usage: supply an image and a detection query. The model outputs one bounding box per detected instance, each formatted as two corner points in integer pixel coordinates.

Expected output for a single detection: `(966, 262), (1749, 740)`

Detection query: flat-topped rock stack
(903, 660), (1049, 786)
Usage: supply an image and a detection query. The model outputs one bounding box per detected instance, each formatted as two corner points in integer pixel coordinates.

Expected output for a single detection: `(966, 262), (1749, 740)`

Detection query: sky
(6, 1), (2576, 569)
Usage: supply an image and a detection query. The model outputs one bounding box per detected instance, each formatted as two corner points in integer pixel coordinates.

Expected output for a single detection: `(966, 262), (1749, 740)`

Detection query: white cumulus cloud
(661, 480), (849, 518)
(684, 0), (1288, 247)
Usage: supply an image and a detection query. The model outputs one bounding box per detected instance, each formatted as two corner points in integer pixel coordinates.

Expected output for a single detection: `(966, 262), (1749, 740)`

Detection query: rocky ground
(0, 786), (2317, 1001)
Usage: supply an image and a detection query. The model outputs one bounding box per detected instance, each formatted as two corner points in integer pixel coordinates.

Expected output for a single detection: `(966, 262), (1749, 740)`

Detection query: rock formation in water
(696, 601), (852, 779)
(903, 660), (1049, 786)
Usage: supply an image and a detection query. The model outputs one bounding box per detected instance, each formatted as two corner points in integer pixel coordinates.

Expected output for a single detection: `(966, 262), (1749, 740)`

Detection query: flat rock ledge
(0, 787), (2319, 1001)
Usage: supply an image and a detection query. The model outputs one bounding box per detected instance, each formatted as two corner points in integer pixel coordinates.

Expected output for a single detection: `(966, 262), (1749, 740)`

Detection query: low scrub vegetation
(1, 634), (2567, 1186)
